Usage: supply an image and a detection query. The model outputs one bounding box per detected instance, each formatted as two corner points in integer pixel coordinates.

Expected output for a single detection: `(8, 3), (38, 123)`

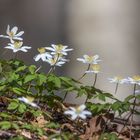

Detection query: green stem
(133, 84), (136, 95)
(114, 82), (119, 94)
(62, 91), (68, 102)
(93, 73), (98, 87)
(78, 64), (90, 81)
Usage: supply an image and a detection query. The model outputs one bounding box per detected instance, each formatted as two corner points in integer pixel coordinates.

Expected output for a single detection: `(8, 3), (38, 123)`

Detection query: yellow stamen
(38, 47), (46, 54)
(55, 44), (64, 53)
(76, 106), (82, 114)
(92, 64), (100, 71)
(14, 41), (23, 49)
(9, 32), (14, 37)
(132, 75), (140, 81)
(26, 96), (34, 103)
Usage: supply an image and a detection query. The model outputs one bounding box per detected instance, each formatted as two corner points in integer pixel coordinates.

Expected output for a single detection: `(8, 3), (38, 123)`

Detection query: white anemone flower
(0, 25), (24, 43)
(126, 75), (140, 85)
(18, 96), (39, 108)
(4, 41), (31, 53)
(64, 104), (92, 120)
(46, 44), (73, 55)
(108, 76), (126, 84)
(85, 64), (100, 74)
(45, 55), (68, 67)
(77, 54), (101, 64)
(34, 47), (52, 61)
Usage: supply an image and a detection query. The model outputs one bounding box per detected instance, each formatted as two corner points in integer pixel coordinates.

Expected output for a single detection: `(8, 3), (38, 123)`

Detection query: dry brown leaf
(21, 129), (32, 139)
(83, 116), (103, 140)
(31, 115), (48, 128)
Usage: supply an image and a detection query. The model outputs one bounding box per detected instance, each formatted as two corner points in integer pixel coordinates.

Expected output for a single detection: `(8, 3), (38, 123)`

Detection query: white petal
(34, 54), (41, 61)
(15, 31), (24, 36)
(6, 25), (10, 34)
(64, 48), (73, 52)
(71, 114), (78, 120)
(78, 114), (87, 119)
(22, 46), (31, 49)
(11, 26), (18, 34)
(78, 104), (86, 111)
(77, 58), (85, 63)
(82, 110), (92, 116)
(13, 37), (23, 40)
(45, 47), (55, 51)
(64, 110), (75, 115)
(30, 102), (38, 108)
(20, 48), (28, 52)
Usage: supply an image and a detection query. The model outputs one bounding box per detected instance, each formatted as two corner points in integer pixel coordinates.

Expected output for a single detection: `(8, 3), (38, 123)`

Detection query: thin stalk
(114, 82), (119, 94)
(62, 91), (68, 102)
(47, 54), (60, 74)
(78, 64), (90, 81)
(118, 84), (137, 138)
(93, 73), (98, 87)
(129, 84), (137, 140)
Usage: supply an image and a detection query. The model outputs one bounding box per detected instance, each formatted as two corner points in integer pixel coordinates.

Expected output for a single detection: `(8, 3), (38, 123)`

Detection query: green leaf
(12, 87), (26, 95)
(98, 93), (106, 101)
(0, 85), (6, 91)
(29, 65), (37, 74)
(0, 121), (11, 130)
(18, 103), (26, 113)
(12, 123), (19, 129)
(54, 77), (61, 88)
(37, 74), (47, 85)
(15, 65), (27, 72)
(24, 74), (37, 83)
(7, 101), (19, 110)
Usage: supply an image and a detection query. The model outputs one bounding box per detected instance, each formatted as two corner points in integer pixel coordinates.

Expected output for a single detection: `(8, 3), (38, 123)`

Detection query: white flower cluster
(34, 44), (73, 67)
(0, 25), (31, 52)
(108, 75), (140, 85)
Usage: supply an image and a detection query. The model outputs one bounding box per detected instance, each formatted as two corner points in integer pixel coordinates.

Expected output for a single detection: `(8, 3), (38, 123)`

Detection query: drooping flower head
(18, 96), (39, 108)
(34, 47), (52, 61)
(64, 104), (92, 120)
(77, 54), (101, 64)
(4, 41), (31, 53)
(46, 44), (73, 56)
(85, 64), (100, 74)
(0, 25), (24, 43)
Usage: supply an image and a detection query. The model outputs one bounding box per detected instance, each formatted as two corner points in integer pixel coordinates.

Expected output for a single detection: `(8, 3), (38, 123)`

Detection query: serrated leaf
(7, 101), (19, 110)
(24, 74), (37, 83)
(29, 65), (37, 74)
(18, 103), (26, 113)
(0, 121), (11, 130)
(37, 74), (47, 85)
(15, 65), (27, 73)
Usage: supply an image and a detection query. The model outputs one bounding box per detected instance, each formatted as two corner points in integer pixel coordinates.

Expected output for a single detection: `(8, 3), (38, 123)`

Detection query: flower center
(86, 56), (94, 63)
(76, 106), (82, 114)
(55, 45), (64, 53)
(38, 47), (46, 54)
(14, 41), (23, 49)
(92, 64), (100, 71)
(133, 75), (140, 81)
(9, 31), (14, 37)
(26, 96), (34, 103)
